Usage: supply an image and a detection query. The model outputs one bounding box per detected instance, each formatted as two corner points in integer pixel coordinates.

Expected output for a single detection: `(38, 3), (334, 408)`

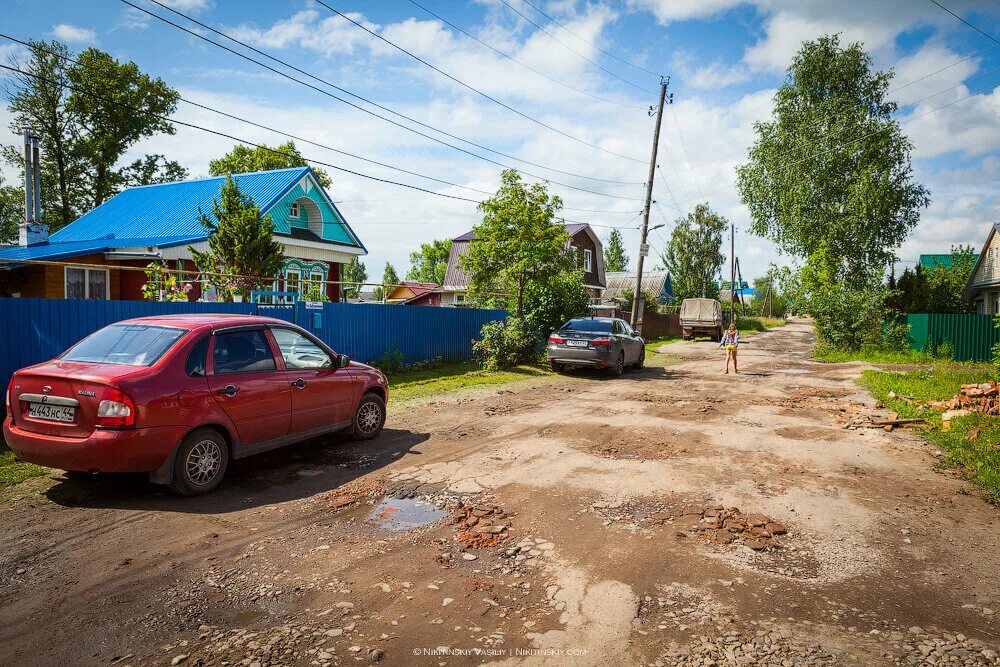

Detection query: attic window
(584, 249), (593, 272)
(289, 202), (300, 218)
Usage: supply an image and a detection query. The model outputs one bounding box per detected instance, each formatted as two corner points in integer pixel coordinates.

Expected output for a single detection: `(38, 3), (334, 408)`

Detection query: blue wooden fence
(0, 298), (506, 391)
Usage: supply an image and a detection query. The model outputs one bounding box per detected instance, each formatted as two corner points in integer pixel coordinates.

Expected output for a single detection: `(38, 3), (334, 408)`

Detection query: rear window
(62, 324), (186, 366)
(561, 319), (612, 333)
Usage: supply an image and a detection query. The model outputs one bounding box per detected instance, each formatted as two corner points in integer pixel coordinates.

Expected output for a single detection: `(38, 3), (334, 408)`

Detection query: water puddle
(367, 497), (448, 532)
(233, 610), (263, 627)
(776, 368), (810, 375)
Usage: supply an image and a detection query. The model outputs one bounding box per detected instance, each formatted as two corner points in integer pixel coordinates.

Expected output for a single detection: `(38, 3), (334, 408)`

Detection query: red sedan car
(3, 314), (388, 495)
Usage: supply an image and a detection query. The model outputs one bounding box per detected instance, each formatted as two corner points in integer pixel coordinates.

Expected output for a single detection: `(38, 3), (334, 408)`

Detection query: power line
(0, 61), (485, 203)
(499, 0), (657, 97)
(406, 0), (645, 111)
(654, 165), (683, 213)
(128, 0), (645, 192)
(928, 0), (1000, 47)
(517, 0), (663, 78)
(314, 0), (647, 164)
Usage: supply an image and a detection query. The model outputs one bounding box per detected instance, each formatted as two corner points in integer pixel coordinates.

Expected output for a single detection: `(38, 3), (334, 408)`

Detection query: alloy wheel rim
(358, 401), (382, 434)
(186, 440), (222, 485)
(617, 353), (624, 373)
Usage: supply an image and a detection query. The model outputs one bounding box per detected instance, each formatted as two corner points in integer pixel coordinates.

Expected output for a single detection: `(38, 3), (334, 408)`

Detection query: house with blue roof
(0, 167), (366, 302)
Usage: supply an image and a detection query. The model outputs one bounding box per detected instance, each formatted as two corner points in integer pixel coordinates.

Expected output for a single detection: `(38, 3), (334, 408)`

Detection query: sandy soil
(0, 320), (997, 667)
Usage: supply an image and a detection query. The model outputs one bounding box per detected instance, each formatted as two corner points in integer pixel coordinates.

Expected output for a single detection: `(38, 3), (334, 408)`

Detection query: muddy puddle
(366, 497), (448, 532)
(776, 368), (810, 375)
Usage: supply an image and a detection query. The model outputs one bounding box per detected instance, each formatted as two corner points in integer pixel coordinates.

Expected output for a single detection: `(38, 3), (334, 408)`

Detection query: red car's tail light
(590, 337), (612, 346)
(96, 386), (135, 429)
(548, 334), (565, 344)
(4, 376), (14, 415)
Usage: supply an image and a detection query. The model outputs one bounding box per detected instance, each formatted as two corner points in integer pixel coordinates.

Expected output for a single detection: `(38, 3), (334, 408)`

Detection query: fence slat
(907, 313), (999, 362)
(0, 298), (506, 394)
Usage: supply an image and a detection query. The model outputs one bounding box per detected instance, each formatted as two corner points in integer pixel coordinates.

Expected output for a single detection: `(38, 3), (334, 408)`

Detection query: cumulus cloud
(226, 10), (380, 56)
(51, 24), (97, 45)
(672, 49), (750, 89)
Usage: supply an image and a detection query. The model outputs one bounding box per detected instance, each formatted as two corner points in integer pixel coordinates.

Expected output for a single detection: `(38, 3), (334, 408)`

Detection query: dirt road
(1, 320), (997, 666)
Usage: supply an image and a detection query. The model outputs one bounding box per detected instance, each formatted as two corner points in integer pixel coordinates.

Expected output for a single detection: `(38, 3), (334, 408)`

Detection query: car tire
(549, 361), (564, 373)
(610, 351), (625, 377)
(352, 392), (386, 441)
(633, 348), (645, 370)
(169, 428), (229, 496)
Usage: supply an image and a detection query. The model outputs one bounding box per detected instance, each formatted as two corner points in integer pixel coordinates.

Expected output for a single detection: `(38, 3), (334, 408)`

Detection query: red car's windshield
(61, 324), (187, 366)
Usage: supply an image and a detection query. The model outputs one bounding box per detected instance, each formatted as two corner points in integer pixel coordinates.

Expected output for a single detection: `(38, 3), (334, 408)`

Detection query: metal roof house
(435, 222), (606, 306)
(0, 167), (366, 302)
(962, 224), (1000, 313)
(601, 271), (674, 305)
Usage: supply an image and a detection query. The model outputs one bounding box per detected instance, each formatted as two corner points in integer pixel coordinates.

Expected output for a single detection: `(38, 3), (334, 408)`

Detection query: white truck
(680, 298), (724, 342)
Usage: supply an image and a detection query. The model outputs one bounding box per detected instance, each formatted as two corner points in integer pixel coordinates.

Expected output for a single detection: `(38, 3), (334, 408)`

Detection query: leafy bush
(371, 348), (405, 376)
(809, 285), (907, 351)
(521, 270), (592, 335)
(473, 317), (541, 371)
(932, 339), (954, 361)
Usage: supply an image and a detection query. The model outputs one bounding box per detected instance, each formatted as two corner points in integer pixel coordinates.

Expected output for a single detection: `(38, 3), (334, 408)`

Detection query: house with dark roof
(962, 226), (1000, 313)
(384, 281), (439, 305)
(601, 271), (674, 306)
(0, 167), (366, 302)
(435, 222), (606, 306)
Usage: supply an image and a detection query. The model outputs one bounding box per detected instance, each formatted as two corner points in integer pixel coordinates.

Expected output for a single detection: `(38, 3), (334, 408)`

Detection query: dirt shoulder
(0, 321), (997, 666)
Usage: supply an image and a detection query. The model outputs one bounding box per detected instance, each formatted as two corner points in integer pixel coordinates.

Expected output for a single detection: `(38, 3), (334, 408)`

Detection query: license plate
(566, 339), (588, 347)
(27, 402), (76, 423)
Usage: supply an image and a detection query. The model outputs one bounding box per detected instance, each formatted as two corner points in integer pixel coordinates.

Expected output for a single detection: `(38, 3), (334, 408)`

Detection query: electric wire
(928, 0), (1000, 47)
(314, 0), (647, 164)
(129, 0), (645, 191)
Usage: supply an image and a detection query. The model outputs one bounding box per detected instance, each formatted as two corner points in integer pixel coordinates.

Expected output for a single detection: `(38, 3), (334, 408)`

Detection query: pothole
(366, 497), (448, 532)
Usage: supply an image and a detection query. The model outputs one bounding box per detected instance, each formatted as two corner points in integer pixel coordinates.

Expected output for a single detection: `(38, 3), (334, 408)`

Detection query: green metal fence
(906, 313), (999, 362)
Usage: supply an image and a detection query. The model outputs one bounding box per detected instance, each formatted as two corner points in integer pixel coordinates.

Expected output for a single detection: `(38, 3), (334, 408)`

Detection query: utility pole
(630, 77), (671, 330)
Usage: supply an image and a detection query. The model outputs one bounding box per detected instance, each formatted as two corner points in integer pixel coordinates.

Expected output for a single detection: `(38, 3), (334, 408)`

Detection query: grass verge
(388, 361), (550, 402)
(0, 438), (47, 487)
(815, 346), (938, 364)
(736, 316), (787, 333)
(859, 367), (1000, 502)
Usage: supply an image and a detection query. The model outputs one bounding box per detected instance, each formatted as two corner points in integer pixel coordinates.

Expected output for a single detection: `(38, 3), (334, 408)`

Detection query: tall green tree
(406, 238), (452, 285)
(603, 228), (629, 272)
(0, 178), (21, 244)
(736, 34), (930, 287)
(372, 262), (400, 302)
(3, 39), (85, 228)
(894, 247), (977, 314)
(66, 48), (181, 208)
(462, 169), (572, 317)
(189, 176), (284, 301)
(209, 142), (332, 187)
(3, 40), (185, 228)
(343, 256), (368, 299)
(660, 203), (727, 301)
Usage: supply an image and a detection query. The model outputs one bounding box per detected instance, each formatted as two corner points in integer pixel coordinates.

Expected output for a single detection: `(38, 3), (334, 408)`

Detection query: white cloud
(626, 0), (743, 23)
(226, 10), (379, 56)
(672, 49), (750, 89)
(890, 43), (982, 107)
(51, 24), (97, 45)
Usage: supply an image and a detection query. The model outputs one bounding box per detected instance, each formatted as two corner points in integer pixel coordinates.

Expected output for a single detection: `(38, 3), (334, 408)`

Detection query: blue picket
(0, 298), (506, 393)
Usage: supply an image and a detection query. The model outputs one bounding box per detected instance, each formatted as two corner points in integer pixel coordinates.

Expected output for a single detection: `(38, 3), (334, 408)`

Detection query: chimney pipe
(23, 129), (33, 225)
(31, 134), (41, 223)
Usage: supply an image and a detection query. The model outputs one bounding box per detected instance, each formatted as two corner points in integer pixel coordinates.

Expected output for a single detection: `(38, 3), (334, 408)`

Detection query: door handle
(217, 384), (239, 397)
(291, 378), (307, 389)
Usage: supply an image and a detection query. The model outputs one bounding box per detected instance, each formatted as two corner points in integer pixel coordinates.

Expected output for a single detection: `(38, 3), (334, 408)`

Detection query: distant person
(720, 322), (740, 374)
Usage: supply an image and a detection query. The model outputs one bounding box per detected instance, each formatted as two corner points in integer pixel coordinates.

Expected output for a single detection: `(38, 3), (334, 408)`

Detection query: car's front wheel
(169, 428), (229, 496)
(352, 393), (386, 440)
(633, 348), (645, 370)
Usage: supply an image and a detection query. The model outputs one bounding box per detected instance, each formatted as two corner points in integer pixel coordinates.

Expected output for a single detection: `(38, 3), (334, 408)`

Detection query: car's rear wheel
(169, 428), (228, 496)
(610, 351), (625, 376)
(352, 393), (386, 440)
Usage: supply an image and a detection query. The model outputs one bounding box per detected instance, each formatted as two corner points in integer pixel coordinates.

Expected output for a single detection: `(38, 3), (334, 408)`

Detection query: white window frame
(285, 269), (302, 304)
(64, 266), (110, 300)
(584, 249), (593, 272)
(309, 269), (324, 298)
(454, 292), (467, 305)
(289, 202), (300, 219)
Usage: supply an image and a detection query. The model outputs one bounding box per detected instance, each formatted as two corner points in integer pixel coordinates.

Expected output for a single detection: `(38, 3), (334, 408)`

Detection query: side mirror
(336, 353), (350, 368)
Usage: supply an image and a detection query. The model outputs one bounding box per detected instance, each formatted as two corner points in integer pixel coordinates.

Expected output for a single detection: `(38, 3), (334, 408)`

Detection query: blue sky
(2, 0), (1000, 282)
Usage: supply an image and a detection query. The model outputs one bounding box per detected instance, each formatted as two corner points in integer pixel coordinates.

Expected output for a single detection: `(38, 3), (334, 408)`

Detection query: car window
(619, 321), (634, 336)
(213, 330), (276, 375)
(271, 328), (332, 370)
(561, 319), (612, 333)
(185, 336), (209, 377)
(613, 321), (624, 335)
(61, 324), (186, 366)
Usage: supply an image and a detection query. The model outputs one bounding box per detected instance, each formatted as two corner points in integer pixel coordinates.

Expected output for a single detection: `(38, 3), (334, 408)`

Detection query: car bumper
(3, 417), (186, 473)
(547, 344), (611, 366)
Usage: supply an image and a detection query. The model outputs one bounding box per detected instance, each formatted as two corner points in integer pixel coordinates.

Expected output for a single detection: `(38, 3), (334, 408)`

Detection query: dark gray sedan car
(546, 317), (645, 375)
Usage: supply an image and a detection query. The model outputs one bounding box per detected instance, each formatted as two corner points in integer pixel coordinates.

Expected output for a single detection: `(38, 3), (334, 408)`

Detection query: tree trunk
(516, 275), (525, 318)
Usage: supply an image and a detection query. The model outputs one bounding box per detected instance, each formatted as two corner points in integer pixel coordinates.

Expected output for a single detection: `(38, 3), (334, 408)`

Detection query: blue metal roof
(0, 236), (204, 262)
(52, 167), (310, 243)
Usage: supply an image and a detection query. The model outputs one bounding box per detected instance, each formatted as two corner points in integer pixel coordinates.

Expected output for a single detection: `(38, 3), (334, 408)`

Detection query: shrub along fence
(906, 313), (999, 362)
(0, 298), (507, 391)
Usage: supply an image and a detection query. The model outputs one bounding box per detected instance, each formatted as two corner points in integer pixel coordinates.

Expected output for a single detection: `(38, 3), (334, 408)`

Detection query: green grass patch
(388, 361), (550, 402)
(736, 316), (787, 333)
(0, 439), (47, 487)
(859, 367), (1000, 502)
(814, 346), (938, 364)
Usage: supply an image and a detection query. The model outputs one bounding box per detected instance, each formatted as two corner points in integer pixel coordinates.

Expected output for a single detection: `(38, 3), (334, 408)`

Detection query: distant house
(719, 280), (756, 304)
(385, 281), (438, 305)
(963, 225), (1000, 313)
(601, 271), (674, 305)
(921, 253), (978, 270)
(0, 167), (366, 302)
(439, 222), (606, 306)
